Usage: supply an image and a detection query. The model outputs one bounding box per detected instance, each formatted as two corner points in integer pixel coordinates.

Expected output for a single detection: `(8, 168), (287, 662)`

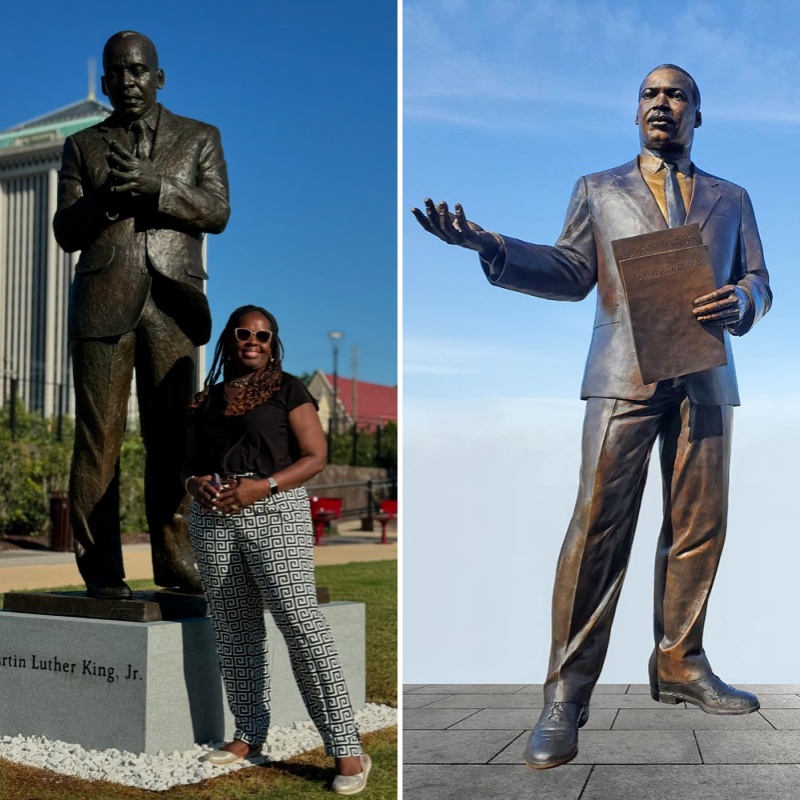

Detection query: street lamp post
(328, 331), (344, 456)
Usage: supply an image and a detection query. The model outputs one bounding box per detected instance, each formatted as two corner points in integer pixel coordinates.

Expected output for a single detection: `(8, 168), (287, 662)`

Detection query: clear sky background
(404, 0), (800, 683)
(0, 0), (397, 385)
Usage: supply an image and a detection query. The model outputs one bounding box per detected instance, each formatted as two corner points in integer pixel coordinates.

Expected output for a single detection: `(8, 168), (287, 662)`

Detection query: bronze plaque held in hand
(612, 224), (727, 385)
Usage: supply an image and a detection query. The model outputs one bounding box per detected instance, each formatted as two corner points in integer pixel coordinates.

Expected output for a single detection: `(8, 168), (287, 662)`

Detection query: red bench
(373, 499), (397, 544)
(309, 496), (343, 546)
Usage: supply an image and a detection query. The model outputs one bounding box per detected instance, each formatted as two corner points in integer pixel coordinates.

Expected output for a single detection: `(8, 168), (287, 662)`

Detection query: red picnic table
(373, 499), (397, 544)
(309, 496), (343, 546)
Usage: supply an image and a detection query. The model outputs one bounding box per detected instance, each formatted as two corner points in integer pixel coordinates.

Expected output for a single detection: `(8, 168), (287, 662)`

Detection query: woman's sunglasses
(234, 328), (273, 344)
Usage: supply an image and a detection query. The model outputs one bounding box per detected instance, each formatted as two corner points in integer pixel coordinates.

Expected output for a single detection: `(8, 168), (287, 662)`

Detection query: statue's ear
(100, 76), (108, 97)
(156, 69), (165, 90)
(695, 110), (702, 128)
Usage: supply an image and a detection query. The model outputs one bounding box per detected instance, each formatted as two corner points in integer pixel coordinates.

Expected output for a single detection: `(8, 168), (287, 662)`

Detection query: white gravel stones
(0, 703), (397, 791)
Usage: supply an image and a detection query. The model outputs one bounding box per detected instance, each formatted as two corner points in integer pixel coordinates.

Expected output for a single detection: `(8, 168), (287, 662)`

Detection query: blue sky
(0, 0), (397, 385)
(403, 0), (800, 682)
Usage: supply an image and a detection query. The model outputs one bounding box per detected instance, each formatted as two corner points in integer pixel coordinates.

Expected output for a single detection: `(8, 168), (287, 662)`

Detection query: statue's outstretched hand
(411, 199), (498, 257)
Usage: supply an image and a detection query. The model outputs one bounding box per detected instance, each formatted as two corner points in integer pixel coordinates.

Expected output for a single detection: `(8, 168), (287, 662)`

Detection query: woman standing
(183, 304), (370, 794)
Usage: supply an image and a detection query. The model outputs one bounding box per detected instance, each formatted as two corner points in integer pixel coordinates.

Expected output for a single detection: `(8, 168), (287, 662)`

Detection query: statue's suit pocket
(75, 243), (116, 274)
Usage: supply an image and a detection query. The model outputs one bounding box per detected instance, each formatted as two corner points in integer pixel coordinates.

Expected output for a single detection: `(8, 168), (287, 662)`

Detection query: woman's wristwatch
(266, 476), (279, 496)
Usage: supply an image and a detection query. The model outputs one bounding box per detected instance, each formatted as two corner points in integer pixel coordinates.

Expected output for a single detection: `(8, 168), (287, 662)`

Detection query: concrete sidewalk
(0, 520), (396, 592)
(404, 682), (800, 799)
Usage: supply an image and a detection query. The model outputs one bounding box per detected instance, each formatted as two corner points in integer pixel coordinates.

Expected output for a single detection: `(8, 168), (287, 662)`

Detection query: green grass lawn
(0, 559), (397, 799)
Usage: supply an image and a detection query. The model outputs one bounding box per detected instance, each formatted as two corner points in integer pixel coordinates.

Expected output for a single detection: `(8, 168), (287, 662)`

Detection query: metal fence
(306, 477), (397, 523)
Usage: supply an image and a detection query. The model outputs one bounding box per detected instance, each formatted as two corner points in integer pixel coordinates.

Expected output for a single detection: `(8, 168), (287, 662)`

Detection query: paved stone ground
(403, 683), (800, 799)
(0, 520), (396, 592)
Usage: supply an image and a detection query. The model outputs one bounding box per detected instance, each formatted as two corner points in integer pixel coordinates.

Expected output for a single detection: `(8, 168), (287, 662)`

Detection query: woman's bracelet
(183, 476), (195, 493)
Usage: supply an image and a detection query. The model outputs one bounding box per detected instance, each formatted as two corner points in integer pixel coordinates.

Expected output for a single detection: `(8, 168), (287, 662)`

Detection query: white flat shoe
(202, 742), (262, 766)
(331, 753), (372, 795)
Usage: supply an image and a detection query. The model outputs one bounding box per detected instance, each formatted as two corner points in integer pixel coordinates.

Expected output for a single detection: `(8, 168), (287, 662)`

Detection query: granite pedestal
(0, 601), (365, 754)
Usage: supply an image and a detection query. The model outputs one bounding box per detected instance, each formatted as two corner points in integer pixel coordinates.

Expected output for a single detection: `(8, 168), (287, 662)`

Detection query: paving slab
(448, 708), (617, 731)
(758, 709), (800, 729)
(697, 730), (800, 763)
(403, 684), (800, 796)
(612, 708), (773, 730)
(512, 683), (628, 694)
(422, 694), (543, 709)
(490, 730), (702, 765)
(403, 684), (430, 692)
(753, 694), (800, 708)
(581, 764), (800, 800)
(404, 684), (528, 694)
(403, 708), (482, 729)
(404, 729), (522, 764)
(584, 693), (687, 709)
(403, 694), (454, 709)
(509, 684), (543, 694)
(571, 730), (703, 765)
(404, 764), (591, 800)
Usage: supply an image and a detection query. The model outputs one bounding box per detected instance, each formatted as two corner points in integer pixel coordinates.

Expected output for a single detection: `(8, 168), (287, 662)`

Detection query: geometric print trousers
(188, 486), (362, 756)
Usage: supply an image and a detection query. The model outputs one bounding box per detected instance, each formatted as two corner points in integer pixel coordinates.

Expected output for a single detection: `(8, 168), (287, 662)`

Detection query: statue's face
(636, 67), (701, 153)
(101, 36), (164, 118)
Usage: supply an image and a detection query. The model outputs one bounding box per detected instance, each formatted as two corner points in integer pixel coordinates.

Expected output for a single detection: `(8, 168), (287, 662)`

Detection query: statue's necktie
(664, 161), (686, 228)
(129, 119), (151, 159)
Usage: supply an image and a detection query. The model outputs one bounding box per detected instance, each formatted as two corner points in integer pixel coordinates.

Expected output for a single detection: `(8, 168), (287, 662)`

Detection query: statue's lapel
(609, 159), (667, 232)
(149, 105), (179, 167)
(685, 169), (722, 231)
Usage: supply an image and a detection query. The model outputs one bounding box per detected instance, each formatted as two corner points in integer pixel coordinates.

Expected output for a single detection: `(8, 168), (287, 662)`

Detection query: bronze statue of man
(54, 31), (230, 598)
(413, 65), (771, 768)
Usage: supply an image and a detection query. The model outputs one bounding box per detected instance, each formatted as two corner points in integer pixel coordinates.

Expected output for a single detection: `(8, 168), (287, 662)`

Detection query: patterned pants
(188, 486), (362, 756)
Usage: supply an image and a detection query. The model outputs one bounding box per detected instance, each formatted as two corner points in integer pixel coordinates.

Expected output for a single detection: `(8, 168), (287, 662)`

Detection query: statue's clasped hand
(692, 284), (747, 327)
(108, 139), (162, 195)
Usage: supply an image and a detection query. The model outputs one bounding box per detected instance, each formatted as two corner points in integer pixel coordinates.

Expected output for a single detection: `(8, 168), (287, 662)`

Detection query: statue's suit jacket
(482, 158), (772, 403)
(54, 104), (230, 346)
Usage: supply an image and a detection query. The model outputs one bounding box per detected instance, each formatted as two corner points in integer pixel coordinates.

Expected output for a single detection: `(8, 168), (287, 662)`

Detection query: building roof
(0, 98), (111, 150)
(324, 374), (397, 425)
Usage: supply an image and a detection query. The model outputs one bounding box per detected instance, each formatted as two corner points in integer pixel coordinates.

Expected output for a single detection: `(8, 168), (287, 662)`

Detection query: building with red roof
(307, 370), (397, 433)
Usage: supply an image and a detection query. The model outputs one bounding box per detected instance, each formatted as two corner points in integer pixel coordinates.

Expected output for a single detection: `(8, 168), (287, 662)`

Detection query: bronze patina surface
(412, 64), (771, 769)
(53, 31), (230, 599)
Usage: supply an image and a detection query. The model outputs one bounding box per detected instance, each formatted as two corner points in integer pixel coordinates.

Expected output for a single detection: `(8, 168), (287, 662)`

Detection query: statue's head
(635, 64), (701, 154)
(101, 31), (164, 119)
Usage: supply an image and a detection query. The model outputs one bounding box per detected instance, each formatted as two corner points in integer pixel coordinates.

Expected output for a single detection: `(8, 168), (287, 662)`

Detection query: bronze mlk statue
(413, 65), (771, 769)
(54, 31), (230, 598)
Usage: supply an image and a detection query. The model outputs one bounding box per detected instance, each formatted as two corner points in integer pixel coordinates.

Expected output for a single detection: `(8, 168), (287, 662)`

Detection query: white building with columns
(0, 98), (111, 416)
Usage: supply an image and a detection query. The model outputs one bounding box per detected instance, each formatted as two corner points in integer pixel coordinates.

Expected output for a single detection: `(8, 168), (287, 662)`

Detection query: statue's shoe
(86, 581), (132, 600)
(523, 702), (590, 770)
(153, 558), (204, 594)
(651, 674), (760, 715)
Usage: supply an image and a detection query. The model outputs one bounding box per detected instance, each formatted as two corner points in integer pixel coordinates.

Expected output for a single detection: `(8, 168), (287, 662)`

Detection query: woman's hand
(215, 478), (269, 515)
(187, 474), (221, 510)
